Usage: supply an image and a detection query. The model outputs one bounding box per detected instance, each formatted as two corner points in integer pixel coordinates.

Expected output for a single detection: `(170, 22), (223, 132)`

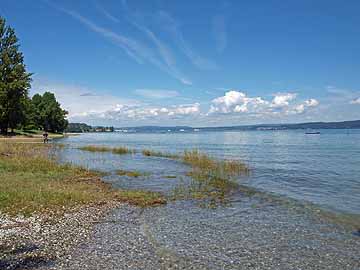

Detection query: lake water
(59, 129), (360, 217)
(55, 129), (360, 268)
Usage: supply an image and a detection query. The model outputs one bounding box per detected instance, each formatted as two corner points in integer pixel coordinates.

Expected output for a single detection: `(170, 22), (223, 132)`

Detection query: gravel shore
(0, 202), (121, 270)
(26, 197), (360, 270)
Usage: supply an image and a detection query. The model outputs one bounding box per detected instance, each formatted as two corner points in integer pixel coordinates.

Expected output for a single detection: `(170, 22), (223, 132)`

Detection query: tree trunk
(0, 124), (8, 135)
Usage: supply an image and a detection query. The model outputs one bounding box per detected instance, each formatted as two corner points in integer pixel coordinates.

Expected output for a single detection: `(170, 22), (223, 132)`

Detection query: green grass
(116, 169), (149, 178)
(0, 143), (165, 216)
(78, 145), (134, 155)
(142, 149), (179, 159)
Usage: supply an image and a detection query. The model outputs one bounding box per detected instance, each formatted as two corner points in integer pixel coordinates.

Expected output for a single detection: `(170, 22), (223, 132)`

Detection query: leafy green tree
(22, 96), (38, 130)
(31, 92), (68, 133)
(0, 17), (32, 134)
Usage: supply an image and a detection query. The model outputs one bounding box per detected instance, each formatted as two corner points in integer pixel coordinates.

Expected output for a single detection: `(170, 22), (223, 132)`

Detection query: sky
(1, 0), (360, 127)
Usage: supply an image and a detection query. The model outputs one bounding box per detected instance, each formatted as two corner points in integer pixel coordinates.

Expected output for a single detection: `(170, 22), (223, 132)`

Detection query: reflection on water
(58, 129), (360, 216)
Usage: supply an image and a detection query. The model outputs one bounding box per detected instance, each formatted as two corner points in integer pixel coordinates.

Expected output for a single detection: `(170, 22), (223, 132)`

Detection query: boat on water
(305, 131), (321, 134)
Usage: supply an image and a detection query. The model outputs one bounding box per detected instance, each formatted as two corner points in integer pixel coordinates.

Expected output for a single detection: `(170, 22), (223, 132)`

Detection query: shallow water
(58, 129), (360, 217)
(53, 130), (360, 269)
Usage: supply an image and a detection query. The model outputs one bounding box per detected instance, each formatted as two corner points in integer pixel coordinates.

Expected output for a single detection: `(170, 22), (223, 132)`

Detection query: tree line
(0, 16), (68, 135)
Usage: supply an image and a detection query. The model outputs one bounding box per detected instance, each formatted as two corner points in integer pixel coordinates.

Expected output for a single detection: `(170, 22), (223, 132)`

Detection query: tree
(31, 92), (68, 133)
(0, 17), (32, 134)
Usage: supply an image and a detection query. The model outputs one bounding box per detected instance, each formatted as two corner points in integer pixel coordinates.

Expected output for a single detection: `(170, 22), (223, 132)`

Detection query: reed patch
(141, 149), (179, 159)
(163, 175), (177, 179)
(172, 149), (249, 207)
(116, 170), (149, 178)
(78, 145), (134, 155)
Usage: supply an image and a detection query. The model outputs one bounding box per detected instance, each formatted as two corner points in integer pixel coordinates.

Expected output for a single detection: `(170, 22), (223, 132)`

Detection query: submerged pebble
(38, 198), (360, 270)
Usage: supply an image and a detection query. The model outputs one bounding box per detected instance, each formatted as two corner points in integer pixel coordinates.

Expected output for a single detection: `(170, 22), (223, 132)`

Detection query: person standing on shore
(43, 131), (49, 143)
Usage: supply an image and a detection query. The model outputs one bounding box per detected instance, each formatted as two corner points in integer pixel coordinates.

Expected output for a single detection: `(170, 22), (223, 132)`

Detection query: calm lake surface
(58, 129), (360, 217)
(56, 129), (360, 268)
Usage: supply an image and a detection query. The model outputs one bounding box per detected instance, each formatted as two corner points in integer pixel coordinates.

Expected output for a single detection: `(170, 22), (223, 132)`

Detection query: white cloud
(82, 102), (201, 122)
(134, 89), (179, 99)
(32, 78), (324, 126)
(305, 98), (319, 107)
(209, 90), (269, 114)
(209, 90), (318, 117)
(172, 103), (200, 115)
(293, 99), (319, 114)
(271, 93), (297, 108)
(350, 97), (360, 104)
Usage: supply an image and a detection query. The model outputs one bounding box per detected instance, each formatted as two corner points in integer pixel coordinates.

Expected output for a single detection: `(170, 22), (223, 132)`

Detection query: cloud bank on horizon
(31, 77), (360, 127)
(31, 78), (325, 126)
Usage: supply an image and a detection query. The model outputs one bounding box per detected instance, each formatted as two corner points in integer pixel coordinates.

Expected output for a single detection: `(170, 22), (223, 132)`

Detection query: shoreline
(0, 142), (164, 269)
(1, 140), (359, 269)
(3, 189), (358, 269)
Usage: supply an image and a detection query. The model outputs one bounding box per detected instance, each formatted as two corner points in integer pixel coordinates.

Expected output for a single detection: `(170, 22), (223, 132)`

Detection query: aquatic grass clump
(183, 149), (249, 177)
(78, 145), (134, 155)
(173, 172), (239, 207)
(112, 146), (134, 155)
(78, 145), (111, 152)
(163, 175), (177, 179)
(116, 169), (149, 178)
(142, 149), (179, 159)
(172, 149), (249, 207)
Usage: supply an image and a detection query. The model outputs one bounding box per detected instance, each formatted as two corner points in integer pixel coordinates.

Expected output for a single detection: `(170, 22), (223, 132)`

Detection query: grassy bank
(0, 143), (165, 216)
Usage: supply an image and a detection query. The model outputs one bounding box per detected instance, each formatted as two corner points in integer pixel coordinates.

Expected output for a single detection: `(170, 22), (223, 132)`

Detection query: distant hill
(115, 126), (192, 133)
(199, 120), (360, 131)
(115, 120), (360, 133)
(66, 123), (114, 133)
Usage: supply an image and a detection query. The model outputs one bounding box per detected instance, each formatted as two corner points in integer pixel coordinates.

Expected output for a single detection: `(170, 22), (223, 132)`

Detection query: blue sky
(2, 0), (360, 126)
